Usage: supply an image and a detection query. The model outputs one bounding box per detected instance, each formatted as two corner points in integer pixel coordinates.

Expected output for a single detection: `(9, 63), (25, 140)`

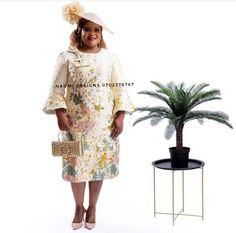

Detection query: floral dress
(43, 46), (135, 182)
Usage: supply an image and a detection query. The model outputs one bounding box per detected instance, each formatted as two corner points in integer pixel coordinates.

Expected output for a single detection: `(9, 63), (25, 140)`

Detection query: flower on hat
(62, 1), (84, 24)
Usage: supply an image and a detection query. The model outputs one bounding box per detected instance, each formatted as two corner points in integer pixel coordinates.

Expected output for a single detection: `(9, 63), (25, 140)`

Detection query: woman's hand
(55, 108), (72, 131)
(111, 111), (125, 139)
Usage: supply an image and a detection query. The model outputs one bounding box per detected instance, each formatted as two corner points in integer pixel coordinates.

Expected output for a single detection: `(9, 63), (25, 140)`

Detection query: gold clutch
(51, 131), (83, 157)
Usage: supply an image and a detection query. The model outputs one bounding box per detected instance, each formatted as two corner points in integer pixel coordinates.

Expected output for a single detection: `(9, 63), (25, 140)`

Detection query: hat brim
(77, 12), (113, 34)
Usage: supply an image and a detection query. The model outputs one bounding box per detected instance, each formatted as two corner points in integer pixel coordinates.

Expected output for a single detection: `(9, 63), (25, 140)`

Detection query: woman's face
(81, 21), (102, 49)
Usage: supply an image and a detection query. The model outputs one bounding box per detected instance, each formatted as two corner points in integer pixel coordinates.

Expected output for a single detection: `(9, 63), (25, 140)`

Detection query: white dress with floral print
(43, 46), (135, 183)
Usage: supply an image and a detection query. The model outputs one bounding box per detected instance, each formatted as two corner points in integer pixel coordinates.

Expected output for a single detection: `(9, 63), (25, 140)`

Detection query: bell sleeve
(42, 53), (68, 114)
(111, 54), (135, 115)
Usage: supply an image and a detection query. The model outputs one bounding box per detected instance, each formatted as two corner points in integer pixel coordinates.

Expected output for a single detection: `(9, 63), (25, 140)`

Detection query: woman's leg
(86, 180), (103, 224)
(71, 182), (86, 223)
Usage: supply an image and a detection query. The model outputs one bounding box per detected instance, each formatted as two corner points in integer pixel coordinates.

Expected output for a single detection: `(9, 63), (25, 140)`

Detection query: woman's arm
(42, 52), (68, 114)
(55, 108), (72, 131)
(111, 110), (125, 138)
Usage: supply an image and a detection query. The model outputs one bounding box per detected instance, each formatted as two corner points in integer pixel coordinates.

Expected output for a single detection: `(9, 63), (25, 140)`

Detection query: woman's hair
(70, 18), (107, 49)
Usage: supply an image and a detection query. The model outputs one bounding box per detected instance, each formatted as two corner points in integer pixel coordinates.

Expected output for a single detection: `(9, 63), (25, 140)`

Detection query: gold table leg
(182, 170), (185, 212)
(172, 170), (175, 226)
(202, 166), (204, 220)
(153, 166), (156, 217)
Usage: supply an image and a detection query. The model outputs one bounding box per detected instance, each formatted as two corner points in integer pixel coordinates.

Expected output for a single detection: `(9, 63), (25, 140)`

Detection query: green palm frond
(135, 106), (172, 115)
(186, 84), (196, 95)
(133, 113), (163, 126)
(150, 117), (164, 126)
(197, 118), (204, 125)
(133, 106), (172, 126)
(185, 110), (233, 128)
(189, 89), (221, 109)
(190, 83), (209, 96)
(167, 81), (179, 91)
(151, 81), (173, 97)
(164, 121), (175, 139)
(190, 96), (222, 110)
(138, 91), (171, 107)
(150, 81), (166, 90)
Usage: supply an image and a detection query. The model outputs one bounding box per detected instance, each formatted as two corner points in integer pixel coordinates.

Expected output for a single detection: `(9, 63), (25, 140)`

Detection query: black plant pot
(169, 147), (190, 168)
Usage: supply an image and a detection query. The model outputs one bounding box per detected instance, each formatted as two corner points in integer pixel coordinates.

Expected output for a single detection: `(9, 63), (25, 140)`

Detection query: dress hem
(62, 172), (119, 183)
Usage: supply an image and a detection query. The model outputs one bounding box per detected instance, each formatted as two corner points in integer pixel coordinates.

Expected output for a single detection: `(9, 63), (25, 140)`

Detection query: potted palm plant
(133, 81), (233, 168)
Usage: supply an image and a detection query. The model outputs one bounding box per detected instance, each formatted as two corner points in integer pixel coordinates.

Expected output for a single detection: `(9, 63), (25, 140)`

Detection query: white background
(0, 0), (235, 233)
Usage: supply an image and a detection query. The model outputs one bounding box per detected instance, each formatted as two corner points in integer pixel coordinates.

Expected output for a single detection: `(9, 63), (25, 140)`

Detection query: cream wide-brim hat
(62, 2), (113, 34)
(78, 12), (113, 34)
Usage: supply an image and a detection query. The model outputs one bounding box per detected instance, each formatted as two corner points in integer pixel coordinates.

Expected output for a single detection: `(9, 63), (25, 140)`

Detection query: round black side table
(152, 158), (205, 225)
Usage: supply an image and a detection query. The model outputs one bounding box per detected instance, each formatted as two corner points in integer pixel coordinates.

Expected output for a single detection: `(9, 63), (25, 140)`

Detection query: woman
(43, 2), (134, 230)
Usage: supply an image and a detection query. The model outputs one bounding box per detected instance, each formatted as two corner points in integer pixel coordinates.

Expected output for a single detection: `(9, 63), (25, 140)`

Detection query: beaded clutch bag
(52, 131), (83, 157)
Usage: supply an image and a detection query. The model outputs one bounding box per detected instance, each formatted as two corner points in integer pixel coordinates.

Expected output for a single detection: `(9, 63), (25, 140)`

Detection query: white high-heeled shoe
(72, 222), (83, 230)
(85, 208), (96, 230)
(71, 207), (86, 230)
(84, 222), (95, 230)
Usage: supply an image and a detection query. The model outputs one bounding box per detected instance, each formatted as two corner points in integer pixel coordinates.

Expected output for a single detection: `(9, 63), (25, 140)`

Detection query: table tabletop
(152, 158), (205, 170)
